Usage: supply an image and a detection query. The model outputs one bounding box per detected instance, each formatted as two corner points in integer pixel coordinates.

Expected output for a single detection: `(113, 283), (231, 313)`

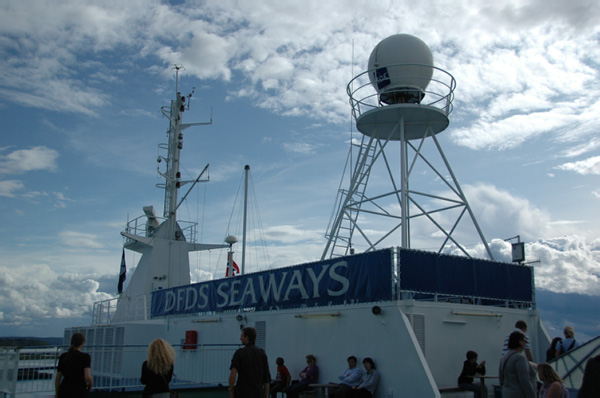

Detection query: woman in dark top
(286, 354), (319, 398)
(141, 338), (176, 398)
(55, 332), (93, 398)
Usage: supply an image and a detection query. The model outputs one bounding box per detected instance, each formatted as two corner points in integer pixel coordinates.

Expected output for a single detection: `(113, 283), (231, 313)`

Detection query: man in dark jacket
(229, 327), (271, 398)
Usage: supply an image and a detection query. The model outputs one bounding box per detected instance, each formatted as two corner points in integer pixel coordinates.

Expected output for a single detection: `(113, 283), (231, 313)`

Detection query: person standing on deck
(55, 333), (93, 398)
(229, 327), (271, 398)
(499, 332), (536, 398)
(555, 326), (579, 357)
(503, 320), (534, 362)
(578, 354), (600, 398)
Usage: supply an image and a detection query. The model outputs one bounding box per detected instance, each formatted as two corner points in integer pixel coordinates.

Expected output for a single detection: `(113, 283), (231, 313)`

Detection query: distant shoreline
(0, 337), (62, 346)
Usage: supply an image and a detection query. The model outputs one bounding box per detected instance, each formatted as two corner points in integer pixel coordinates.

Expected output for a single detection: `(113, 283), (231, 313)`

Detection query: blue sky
(0, 0), (599, 341)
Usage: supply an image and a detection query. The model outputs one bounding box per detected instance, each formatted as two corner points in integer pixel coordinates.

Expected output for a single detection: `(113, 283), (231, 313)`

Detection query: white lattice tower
(322, 34), (493, 260)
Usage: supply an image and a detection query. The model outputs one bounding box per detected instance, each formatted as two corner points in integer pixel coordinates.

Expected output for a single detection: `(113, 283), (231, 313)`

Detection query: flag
(226, 251), (240, 277)
(118, 249), (127, 294)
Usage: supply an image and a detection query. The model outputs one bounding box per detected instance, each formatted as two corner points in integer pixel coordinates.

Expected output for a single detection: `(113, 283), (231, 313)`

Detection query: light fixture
(451, 311), (502, 317)
(192, 317), (221, 323)
(294, 312), (341, 318)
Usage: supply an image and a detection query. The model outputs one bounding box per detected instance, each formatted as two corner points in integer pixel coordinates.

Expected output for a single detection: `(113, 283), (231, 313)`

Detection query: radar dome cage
(368, 34), (434, 104)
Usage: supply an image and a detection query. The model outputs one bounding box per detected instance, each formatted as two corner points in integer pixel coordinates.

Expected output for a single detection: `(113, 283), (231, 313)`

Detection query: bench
(439, 387), (474, 397)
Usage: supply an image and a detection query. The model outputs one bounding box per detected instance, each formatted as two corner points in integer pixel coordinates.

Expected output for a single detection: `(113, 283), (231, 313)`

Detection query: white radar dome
(368, 34), (434, 104)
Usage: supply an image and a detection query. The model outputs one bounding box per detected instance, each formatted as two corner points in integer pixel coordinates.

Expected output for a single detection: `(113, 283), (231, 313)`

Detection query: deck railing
(92, 294), (150, 325)
(0, 344), (238, 398)
(553, 336), (600, 392)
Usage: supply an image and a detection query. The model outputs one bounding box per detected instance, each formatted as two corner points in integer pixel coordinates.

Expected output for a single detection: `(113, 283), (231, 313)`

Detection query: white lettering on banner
(184, 287), (197, 310)
(284, 270), (309, 301)
(306, 265), (330, 298)
(216, 282), (229, 307)
(177, 288), (186, 311)
(259, 272), (288, 302)
(241, 278), (257, 304)
(198, 285), (209, 309)
(328, 261), (349, 296)
(230, 280), (243, 306)
(155, 258), (360, 314)
(165, 291), (176, 312)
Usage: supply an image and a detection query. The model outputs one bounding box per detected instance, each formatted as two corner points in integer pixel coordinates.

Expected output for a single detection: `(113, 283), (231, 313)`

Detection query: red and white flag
(226, 251), (240, 277)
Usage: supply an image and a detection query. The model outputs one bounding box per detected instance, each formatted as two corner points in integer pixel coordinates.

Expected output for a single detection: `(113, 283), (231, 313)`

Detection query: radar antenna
(323, 34), (494, 260)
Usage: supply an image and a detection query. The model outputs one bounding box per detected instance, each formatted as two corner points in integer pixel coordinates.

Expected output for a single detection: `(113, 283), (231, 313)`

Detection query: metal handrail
(0, 343), (239, 397)
(347, 63), (456, 121)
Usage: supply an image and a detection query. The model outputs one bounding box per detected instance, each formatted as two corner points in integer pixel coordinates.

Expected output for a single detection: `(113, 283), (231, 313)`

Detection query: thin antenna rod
(242, 165), (250, 274)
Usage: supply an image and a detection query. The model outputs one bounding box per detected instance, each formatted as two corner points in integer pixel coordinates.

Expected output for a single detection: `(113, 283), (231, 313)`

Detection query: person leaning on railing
(55, 333), (93, 398)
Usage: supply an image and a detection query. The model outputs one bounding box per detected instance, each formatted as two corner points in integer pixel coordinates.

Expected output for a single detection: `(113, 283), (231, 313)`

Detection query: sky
(0, 0), (599, 340)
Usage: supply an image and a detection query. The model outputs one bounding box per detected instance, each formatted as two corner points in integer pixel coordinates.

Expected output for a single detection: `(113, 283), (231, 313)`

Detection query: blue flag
(118, 249), (126, 294)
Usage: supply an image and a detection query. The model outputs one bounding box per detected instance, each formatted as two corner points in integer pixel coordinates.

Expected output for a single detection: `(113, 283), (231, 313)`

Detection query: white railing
(123, 215), (198, 243)
(1, 347), (60, 398)
(92, 294), (151, 325)
(347, 63), (456, 122)
(0, 344), (238, 397)
(0, 347), (20, 397)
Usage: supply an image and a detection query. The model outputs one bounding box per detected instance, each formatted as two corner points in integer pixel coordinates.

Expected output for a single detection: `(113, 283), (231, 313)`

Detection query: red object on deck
(183, 330), (197, 350)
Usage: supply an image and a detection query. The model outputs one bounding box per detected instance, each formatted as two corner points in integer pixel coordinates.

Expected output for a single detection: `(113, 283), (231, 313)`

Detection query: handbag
(500, 351), (517, 386)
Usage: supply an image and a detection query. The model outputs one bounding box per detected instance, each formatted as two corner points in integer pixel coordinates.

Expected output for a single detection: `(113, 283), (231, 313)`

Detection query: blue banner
(399, 249), (533, 302)
(151, 249), (393, 317)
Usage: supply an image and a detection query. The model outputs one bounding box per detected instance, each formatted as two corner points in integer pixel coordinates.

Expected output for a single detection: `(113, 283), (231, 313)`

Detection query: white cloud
(464, 183), (554, 242)
(528, 235), (600, 295)
(0, 263), (112, 326)
(555, 156), (600, 175)
(1, 0), (598, 139)
(262, 224), (322, 245)
(283, 142), (319, 155)
(0, 180), (24, 197)
(0, 146), (59, 174)
(191, 268), (214, 283)
(59, 231), (105, 249)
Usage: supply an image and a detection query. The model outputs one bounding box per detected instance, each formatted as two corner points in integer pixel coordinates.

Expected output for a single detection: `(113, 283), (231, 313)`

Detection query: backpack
(557, 339), (576, 356)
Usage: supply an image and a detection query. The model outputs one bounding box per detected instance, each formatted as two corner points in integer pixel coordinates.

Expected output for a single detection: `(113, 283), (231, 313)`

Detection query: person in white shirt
(502, 320), (533, 362)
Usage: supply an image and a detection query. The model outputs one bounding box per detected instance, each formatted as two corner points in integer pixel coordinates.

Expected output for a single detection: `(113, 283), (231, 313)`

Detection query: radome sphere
(368, 34), (434, 103)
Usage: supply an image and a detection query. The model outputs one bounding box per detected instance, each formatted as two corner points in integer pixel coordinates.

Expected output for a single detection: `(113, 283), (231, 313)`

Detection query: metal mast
(322, 35), (494, 260)
(242, 165), (250, 274)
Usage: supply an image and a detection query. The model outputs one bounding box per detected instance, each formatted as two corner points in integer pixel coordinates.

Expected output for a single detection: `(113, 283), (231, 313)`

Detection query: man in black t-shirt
(229, 327), (271, 398)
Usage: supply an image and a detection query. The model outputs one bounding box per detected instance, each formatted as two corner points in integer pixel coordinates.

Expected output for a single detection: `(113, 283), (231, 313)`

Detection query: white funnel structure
(323, 34), (493, 260)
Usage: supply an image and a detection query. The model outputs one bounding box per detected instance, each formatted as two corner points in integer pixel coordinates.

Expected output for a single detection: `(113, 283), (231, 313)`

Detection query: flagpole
(241, 165), (249, 275)
(225, 235), (238, 277)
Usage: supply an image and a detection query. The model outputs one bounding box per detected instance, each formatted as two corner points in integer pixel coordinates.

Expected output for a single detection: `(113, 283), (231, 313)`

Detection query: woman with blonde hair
(555, 326), (578, 357)
(141, 338), (176, 398)
(537, 363), (568, 398)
